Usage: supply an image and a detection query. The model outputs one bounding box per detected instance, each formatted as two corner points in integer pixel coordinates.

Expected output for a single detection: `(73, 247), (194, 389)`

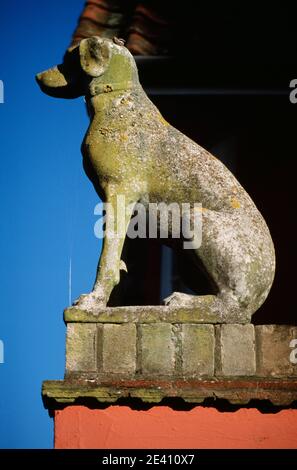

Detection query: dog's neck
(88, 79), (140, 97)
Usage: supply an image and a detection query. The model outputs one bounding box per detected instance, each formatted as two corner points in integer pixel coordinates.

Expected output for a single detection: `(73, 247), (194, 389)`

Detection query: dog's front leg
(92, 191), (136, 305)
(74, 188), (136, 312)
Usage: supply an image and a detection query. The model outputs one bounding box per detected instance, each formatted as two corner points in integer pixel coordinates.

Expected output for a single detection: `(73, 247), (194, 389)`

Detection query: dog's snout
(35, 65), (84, 99)
(35, 72), (42, 83)
(36, 67), (68, 89)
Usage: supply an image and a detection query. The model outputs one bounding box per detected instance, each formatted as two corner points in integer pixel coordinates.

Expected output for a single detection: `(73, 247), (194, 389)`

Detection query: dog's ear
(79, 37), (111, 77)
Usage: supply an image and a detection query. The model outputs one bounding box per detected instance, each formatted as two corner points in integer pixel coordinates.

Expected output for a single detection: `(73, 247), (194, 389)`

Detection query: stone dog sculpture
(36, 36), (275, 323)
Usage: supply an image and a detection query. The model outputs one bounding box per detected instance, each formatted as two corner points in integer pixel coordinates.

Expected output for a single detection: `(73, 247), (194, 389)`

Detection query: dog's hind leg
(164, 209), (275, 324)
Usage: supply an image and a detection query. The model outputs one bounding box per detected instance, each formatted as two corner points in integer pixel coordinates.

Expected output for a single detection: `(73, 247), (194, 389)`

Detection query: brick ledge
(42, 378), (297, 407)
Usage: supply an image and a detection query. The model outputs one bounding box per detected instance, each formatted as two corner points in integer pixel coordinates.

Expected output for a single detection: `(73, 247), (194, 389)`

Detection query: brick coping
(42, 378), (297, 407)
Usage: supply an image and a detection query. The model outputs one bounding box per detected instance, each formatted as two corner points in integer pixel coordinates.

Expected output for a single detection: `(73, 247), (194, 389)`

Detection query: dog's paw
(72, 292), (106, 311)
(163, 292), (196, 307)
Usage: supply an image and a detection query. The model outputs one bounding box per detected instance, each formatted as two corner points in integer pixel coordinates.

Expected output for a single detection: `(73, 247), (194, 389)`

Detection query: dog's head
(36, 37), (139, 99)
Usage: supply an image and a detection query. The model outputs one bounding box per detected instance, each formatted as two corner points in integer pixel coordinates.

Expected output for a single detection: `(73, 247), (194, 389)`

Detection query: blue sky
(0, 0), (102, 448)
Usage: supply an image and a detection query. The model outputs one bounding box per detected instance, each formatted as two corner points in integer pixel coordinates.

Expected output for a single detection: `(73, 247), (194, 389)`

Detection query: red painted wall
(55, 405), (297, 449)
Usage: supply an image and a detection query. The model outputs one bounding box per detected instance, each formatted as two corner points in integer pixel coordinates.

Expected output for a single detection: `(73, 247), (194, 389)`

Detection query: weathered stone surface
(65, 320), (297, 381)
(216, 324), (256, 376)
(66, 323), (97, 372)
(140, 324), (174, 375)
(64, 304), (226, 324)
(181, 324), (214, 376)
(102, 324), (136, 374)
(255, 325), (297, 377)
